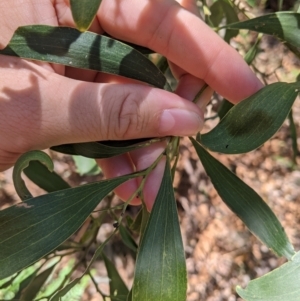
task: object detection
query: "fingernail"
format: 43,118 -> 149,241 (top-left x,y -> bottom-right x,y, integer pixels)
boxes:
159,108 -> 204,136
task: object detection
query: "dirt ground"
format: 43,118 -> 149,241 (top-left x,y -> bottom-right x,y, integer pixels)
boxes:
1,35 -> 300,300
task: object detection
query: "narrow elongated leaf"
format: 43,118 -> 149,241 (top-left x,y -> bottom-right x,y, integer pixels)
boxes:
51,138 -> 162,159
70,0 -> 102,32
119,225 -> 138,253
207,0 -> 239,41
220,0 -> 239,42
129,208 -> 143,233
225,12 -> 300,48
132,160 -> 187,301
140,205 -> 150,240
20,264 -> 56,301
0,174 -> 137,280
210,0 -> 224,27
237,251 -> 300,301
127,290 -> 133,301
244,35 -> 261,65
201,82 -> 300,154
103,253 -> 129,301
128,206 -> 150,236
13,151 -> 54,201
191,138 -> 295,259
24,161 -> 70,192
288,110 -> 299,164
0,25 -> 171,91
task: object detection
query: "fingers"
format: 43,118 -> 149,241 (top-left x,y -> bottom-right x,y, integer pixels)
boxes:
96,141 -> 167,210
175,75 -> 214,110
96,154 -> 141,206
99,0 -> 262,103
0,0 -> 57,47
176,0 -> 200,16
0,56 -> 203,159
55,0 -> 262,102
130,142 -> 167,211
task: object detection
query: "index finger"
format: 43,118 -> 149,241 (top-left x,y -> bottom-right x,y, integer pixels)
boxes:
99,0 -> 262,103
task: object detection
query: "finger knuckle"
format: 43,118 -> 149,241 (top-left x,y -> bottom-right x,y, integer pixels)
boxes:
104,87 -> 147,139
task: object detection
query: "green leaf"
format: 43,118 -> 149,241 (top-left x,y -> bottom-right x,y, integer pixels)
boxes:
201,82 -> 300,154
0,25 -> 171,91
191,138 -> 295,259
72,156 -> 101,176
220,0 -> 239,42
140,205 -> 150,241
217,99 -> 234,120
129,208 -> 143,233
244,34 -> 262,65
70,0 -> 102,32
119,225 -> 138,253
225,12 -> 300,48
210,0 -> 224,27
0,174 -> 137,280
103,253 -> 129,301
20,264 -> 56,301
127,289 -> 133,301
13,150 -> 54,200
156,56 -> 169,74
102,34 -> 154,55
127,205 -> 150,241
51,138 -> 162,159
24,160 -> 70,192
288,110 -> 299,164
132,159 -> 187,301
237,251 -> 300,301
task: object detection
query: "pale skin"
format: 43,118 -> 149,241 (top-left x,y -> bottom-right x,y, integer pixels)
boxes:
0,0 -> 262,210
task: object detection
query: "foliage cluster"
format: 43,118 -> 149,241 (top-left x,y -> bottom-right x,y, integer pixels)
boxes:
1,0 -> 300,300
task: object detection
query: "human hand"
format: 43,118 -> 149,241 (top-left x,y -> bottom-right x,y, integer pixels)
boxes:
0,0 -> 262,210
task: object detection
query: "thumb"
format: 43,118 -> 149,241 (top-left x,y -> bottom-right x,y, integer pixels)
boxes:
0,58 -> 204,155
69,82 -> 205,141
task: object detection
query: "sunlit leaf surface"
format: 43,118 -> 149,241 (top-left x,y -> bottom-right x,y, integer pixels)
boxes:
119,225 -> 138,253
0,25 -> 171,91
201,82 -> 300,154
